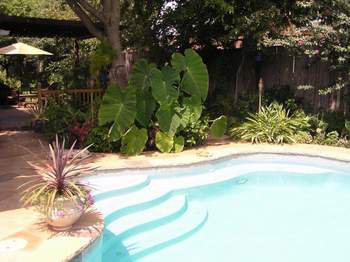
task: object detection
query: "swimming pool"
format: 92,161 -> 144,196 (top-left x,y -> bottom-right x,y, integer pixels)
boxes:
78,154 -> 350,262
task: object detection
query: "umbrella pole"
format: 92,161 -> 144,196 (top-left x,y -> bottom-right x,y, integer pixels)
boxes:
18,82 -> 21,108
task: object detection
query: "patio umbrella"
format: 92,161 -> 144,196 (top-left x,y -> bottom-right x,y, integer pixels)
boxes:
0,42 -> 53,55
0,42 -> 52,106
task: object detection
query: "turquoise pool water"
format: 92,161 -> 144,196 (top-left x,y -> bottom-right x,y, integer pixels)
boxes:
79,154 -> 350,262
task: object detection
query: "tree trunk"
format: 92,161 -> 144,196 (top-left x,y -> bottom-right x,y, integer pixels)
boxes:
66,0 -> 126,86
104,0 -> 126,87
234,50 -> 245,103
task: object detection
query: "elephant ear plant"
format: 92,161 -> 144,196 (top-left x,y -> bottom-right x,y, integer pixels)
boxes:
98,49 -> 227,155
20,136 -> 96,231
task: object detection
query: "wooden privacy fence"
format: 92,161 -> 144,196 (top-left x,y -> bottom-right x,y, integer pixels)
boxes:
203,47 -> 347,114
38,88 -> 104,117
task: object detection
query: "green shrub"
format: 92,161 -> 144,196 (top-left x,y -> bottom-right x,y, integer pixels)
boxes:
179,116 -> 209,147
84,126 -> 120,153
322,111 -> 346,134
42,99 -> 91,143
309,115 -> 327,136
42,100 -> 76,141
230,103 -> 310,144
323,131 -> 340,145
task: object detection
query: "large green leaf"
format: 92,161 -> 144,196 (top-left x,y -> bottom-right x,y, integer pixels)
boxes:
129,59 -> 156,92
171,49 -> 209,101
162,66 -> 180,89
128,59 -> 158,127
180,96 -> 203,128
210,116 -> 228,138
150,68 -> 178,105
345,120 -> 350,135
173,136 -> 184,153
155,131 -> 174,153
121,126 -> 148,156
109,123 -> 123,141
98,84 -> 136,134
171,52 -> 186,71
136,90 -> 156,127
156,104 -> 181,136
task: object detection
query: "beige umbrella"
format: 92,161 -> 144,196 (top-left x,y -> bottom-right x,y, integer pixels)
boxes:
0,42 -> 52,106
0,42 -> 53,55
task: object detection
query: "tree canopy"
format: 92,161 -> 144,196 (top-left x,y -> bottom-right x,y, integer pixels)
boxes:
1,0 -> 350,91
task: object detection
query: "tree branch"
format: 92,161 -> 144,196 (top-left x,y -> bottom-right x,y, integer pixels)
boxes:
66,0 -> 105,40
76,0 -> 105,23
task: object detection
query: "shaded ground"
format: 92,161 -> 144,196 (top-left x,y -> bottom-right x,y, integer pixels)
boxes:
0,106 -> 33,130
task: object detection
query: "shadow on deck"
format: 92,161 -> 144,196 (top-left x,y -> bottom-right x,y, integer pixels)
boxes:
0,106 -> 33,130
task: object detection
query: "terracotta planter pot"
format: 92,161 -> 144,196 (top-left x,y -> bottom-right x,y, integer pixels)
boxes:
31,119 -> 47,133
46,197 -> 84,231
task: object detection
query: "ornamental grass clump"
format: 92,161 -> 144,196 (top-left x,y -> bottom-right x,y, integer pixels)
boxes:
20,136 -> 96,212
230,103 -> 311,144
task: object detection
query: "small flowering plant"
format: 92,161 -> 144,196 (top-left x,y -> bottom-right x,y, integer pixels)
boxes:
20,135 -> 96,213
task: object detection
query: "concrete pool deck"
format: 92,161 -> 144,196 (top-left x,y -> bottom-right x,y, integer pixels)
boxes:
2,130 -> 350,261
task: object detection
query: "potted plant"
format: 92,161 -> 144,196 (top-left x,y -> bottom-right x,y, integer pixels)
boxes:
20,136 -> 96,231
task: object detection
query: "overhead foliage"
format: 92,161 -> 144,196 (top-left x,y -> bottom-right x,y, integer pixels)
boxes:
90,40 -> 117,77
261,0 -> 350,93
156,0 -> 297,51
0,0 -> 76,19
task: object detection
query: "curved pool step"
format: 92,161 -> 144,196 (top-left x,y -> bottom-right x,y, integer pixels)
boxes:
123,201 -> 208,260
95,183 -> 172,225
102,195 -> 188,254
94,169 -> 241,225
82,175 -> 150,201
108,195 -> 187,239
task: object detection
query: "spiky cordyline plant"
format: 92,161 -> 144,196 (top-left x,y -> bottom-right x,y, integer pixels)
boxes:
28,101 -> 47,120
20,136 -> 96,212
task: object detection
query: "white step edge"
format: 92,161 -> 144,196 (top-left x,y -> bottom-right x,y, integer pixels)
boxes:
95,184 -> 170,220
107,195 -> 187,238
101,195 -> 188,255
94,169 -> 241,220
123,201 -> 208,258
83,175 -> 149,196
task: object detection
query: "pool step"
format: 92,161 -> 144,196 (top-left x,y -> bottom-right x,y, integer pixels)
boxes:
83,175 -> 150,201
168,167 -> 240,190
94,168 -> 241,225
95,183 -> 171,225
122,201 -> 207,260
102,195 -> 188,254
107,195 -> 187,239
